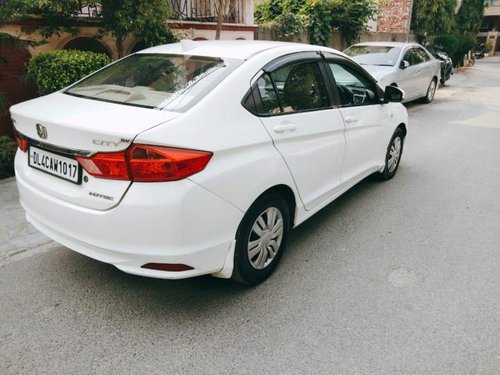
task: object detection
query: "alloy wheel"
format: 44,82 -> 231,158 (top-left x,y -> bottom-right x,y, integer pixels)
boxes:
427,80 -> 437,102
388,136 -> 402,173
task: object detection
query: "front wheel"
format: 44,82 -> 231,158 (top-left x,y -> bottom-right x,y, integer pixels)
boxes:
421,78 -> 437,103
232,193 -> 290,285
376,128 -> 404,181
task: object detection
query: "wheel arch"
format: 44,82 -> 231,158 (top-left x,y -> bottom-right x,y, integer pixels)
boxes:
397,122 -> 407,138
230,183 -> 296,284
249,184 -> 297,229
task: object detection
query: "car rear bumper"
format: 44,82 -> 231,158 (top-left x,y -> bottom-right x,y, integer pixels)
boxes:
16,162 -> 244,279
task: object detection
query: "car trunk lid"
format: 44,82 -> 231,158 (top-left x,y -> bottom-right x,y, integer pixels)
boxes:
11,92 -> 180,210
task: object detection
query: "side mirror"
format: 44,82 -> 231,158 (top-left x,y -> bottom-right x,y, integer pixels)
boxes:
384,85 -> 405,103
400,60 -> 410,69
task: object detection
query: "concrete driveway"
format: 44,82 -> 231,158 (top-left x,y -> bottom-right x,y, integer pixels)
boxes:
1,57 -> 500,374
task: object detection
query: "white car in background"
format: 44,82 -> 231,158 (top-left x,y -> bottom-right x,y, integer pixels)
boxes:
11,40 -> 408,285
344,42 -> 442,103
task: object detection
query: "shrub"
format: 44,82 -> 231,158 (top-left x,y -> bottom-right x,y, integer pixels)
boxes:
432,34 -> 460,57
0,135 -> 17,179
26,49 -> 111,95
432,33 -> 476,67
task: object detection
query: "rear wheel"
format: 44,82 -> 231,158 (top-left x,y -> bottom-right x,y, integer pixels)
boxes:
377,128 -> 404,180
232,193 -> 290,285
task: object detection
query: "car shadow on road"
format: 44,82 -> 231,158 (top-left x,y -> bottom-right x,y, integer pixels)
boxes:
27,175 -> 384,321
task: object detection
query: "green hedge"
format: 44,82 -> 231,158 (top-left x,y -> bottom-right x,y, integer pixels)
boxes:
0,136 -> 17,179
26,49 -> 111,95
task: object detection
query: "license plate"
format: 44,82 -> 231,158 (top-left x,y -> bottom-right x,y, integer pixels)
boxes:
28,146 -> 82,184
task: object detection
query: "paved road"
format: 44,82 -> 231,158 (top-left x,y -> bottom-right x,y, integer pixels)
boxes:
1,58 -> 500,374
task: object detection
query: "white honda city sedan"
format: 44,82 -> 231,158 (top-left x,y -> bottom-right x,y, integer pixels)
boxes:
344,42 -> 442,103
11,40 -> 408,285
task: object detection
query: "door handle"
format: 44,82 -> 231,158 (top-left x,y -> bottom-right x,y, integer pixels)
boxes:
344,116 -> 358,124
273,124 -> 297,133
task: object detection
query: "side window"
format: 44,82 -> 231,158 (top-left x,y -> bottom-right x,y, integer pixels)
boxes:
403,49 -> 412,65
328,62 -> 378,107
270,62 -> 329,113
243,60 -> 330,116
415,48 -> 430,62
404,48 -> 424,66
256,74 -> 281,115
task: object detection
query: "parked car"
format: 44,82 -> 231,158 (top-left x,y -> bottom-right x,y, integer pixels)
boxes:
429,47 -> 453,85
11,40 -> 408,285
344,42 -> 442,103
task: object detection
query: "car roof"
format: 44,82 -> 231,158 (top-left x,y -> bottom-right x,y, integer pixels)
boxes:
348,41 -> 420,48
137,40 -> 331,60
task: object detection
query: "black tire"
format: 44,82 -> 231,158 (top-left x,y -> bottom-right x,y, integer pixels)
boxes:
232,193 -> 290,285
421,78 -> 437,103
376,128 -> 404,181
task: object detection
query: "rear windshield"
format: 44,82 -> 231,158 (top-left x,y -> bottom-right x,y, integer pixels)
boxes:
65,54 -> 242,112
344,46 -> 401,67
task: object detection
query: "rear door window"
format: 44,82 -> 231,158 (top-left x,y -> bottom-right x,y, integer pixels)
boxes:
244,61 -> 330,116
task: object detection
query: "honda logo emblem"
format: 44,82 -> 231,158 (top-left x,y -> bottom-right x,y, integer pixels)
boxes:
36,123 -> 48,139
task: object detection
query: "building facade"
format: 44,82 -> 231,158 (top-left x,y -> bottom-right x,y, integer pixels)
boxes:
0,0 -> 256,136
479,0 -> 500,54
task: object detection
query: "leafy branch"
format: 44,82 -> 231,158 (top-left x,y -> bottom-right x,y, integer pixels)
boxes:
255,0 -> 379,46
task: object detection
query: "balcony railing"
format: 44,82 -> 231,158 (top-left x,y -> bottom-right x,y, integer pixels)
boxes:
0,1 -> 101,16
1,0 -> 245,24
77,2 -> 102,18
168,0 -> 244,23
485,0 -> 500,6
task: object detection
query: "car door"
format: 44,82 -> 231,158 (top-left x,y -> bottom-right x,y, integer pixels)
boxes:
322,54 -> 393,182
398,47 -> 423,100
414,47 -> 436,94
250,54 -> 347,210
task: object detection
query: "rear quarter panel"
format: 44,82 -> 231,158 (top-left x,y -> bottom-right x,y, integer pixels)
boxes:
134,50 -> 303,214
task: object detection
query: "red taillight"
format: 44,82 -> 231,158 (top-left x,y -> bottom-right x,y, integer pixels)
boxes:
127,145 -> 212,182
141,263 -> 194,272
76,144 -> 212,182
76,152 -> 130,180
14,132 -> 29,152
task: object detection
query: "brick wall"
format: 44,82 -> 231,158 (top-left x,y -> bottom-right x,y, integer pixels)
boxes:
376,0 -> 412,34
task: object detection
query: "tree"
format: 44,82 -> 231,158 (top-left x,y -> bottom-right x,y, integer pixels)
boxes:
0,0 -> 83,38
215,0 -> 246,40
1,0 -> 177,58
329,0 -> 378,45
255,0 -> 378,46
100,0 -> 177,57
455,0 -> 485,36
255,0 -> 304,41
411,0 -> 456,38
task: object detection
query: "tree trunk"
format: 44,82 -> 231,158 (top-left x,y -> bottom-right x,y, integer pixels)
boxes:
117,37 -> 124,59
215,0 -> 226,40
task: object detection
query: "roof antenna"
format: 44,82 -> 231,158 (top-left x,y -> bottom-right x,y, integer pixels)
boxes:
180,39 -> 199,52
